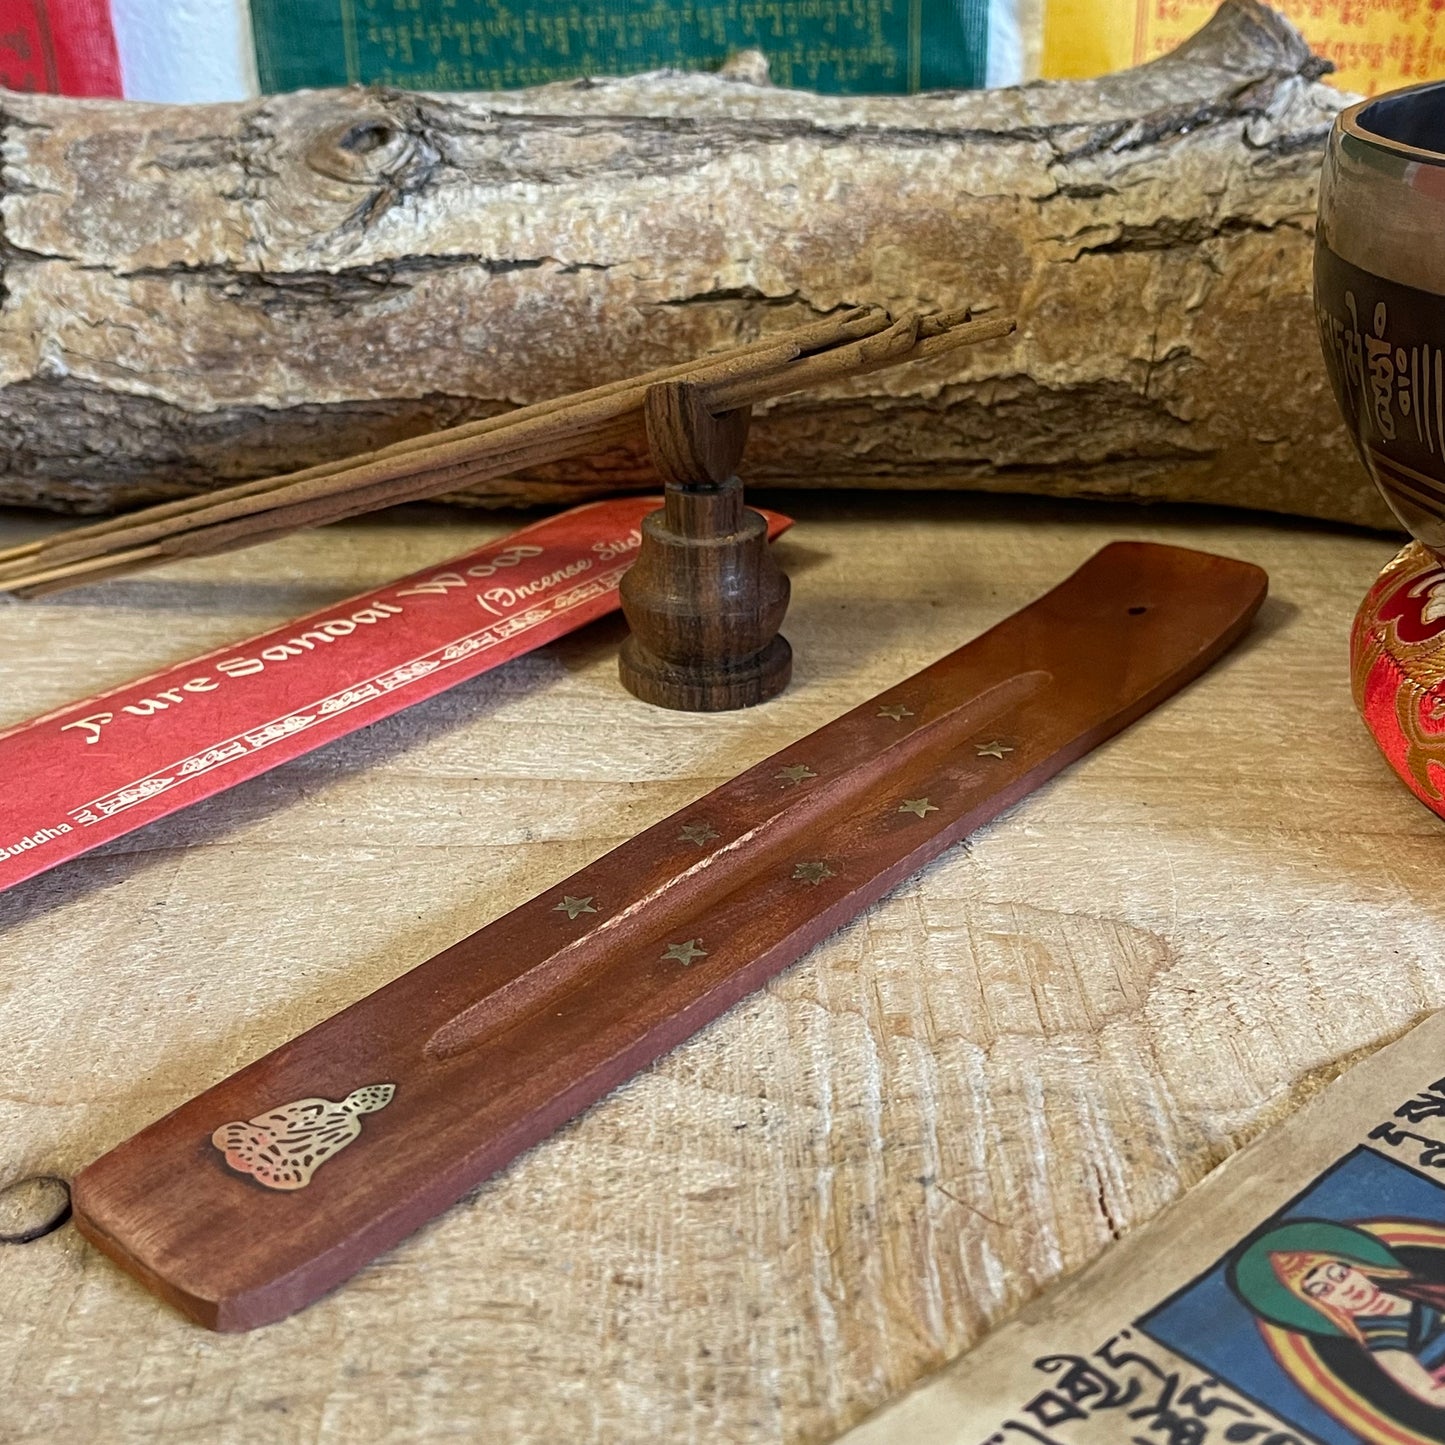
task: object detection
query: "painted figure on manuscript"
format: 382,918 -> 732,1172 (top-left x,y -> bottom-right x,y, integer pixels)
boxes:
1231,1218 -> 1445,1419
1143,1150 -> 1445,1445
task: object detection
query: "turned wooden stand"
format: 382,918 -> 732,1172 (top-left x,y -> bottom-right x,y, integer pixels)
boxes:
618,380 -> 792,712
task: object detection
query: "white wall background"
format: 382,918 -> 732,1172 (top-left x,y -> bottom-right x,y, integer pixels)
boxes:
110,0 -> 259,101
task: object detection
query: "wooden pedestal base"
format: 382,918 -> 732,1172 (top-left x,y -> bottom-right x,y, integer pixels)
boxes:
618,478 -> 791,711
619,631 -> 792,713
619,381 -> 791,711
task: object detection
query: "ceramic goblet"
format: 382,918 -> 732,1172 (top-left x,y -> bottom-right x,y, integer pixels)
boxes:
1316,80 -> 1445,557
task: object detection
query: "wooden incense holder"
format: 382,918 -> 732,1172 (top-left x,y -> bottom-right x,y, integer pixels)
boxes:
0,307 -> 1012,714
619,382 -> 790,710
71,542 -> 1267,1331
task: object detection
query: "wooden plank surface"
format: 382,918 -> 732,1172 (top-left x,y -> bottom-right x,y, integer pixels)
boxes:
0,493 -> 1428,1442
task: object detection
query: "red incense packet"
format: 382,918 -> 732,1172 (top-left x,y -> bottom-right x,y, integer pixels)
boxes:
0,498 -> 792,895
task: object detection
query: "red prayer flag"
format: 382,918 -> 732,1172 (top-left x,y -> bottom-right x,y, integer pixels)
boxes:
0,0 -> 122,96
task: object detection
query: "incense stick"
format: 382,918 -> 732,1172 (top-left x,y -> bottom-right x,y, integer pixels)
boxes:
0,307 -> 886,574
0,308 -> 882,582
0,308 -> 1012,596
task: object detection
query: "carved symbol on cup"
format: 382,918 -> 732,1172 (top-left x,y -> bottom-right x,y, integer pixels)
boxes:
877,704 -> 914,722
211,1085 -> 395,1191
975,740 -> 1014,760
662,939 -> 708,966
898,797 -> 939,818
678,823 -> 720,846
775,765 -> 817,787
553,895 -> 597,920
792,861 -> 835,886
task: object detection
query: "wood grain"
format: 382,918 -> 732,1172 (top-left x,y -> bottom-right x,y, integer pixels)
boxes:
0,3 -> 1382,528
0,494 -> 1427,1441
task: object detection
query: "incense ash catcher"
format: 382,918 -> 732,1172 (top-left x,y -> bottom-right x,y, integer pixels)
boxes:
70,542 -> 1266,1329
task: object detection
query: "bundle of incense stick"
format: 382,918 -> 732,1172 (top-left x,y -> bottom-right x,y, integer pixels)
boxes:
0,306 -> 1012,597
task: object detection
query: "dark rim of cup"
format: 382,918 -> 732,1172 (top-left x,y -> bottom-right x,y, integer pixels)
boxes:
1342,79 -> 1445,169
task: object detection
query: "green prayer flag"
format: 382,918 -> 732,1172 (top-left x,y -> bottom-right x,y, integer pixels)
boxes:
252,0 -> 991,96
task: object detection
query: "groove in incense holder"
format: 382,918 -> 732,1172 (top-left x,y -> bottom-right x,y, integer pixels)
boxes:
71,541 -> 1267,1332
425,670 -> 1048,1062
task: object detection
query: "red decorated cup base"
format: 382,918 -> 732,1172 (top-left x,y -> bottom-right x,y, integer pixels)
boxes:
1352,541 -> 1445,817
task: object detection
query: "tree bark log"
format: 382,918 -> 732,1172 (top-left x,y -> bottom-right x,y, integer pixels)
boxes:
0,1 -> 1387,527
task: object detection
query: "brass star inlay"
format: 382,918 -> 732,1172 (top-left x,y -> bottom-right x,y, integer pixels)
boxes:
877,704 -> 914,722
899,797 -> 939,818
975,740 -> 1014,760
775,764 -> 817,787
553,895 -> 598,921
792,861 -> 835,886
678,823 -> 720,846
662,939 -> 708,966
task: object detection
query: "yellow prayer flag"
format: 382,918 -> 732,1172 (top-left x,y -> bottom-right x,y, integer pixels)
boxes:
1043,0 -> 1444,96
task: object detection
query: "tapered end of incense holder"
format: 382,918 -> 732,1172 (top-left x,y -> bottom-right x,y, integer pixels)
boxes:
619,382 -> 790,711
